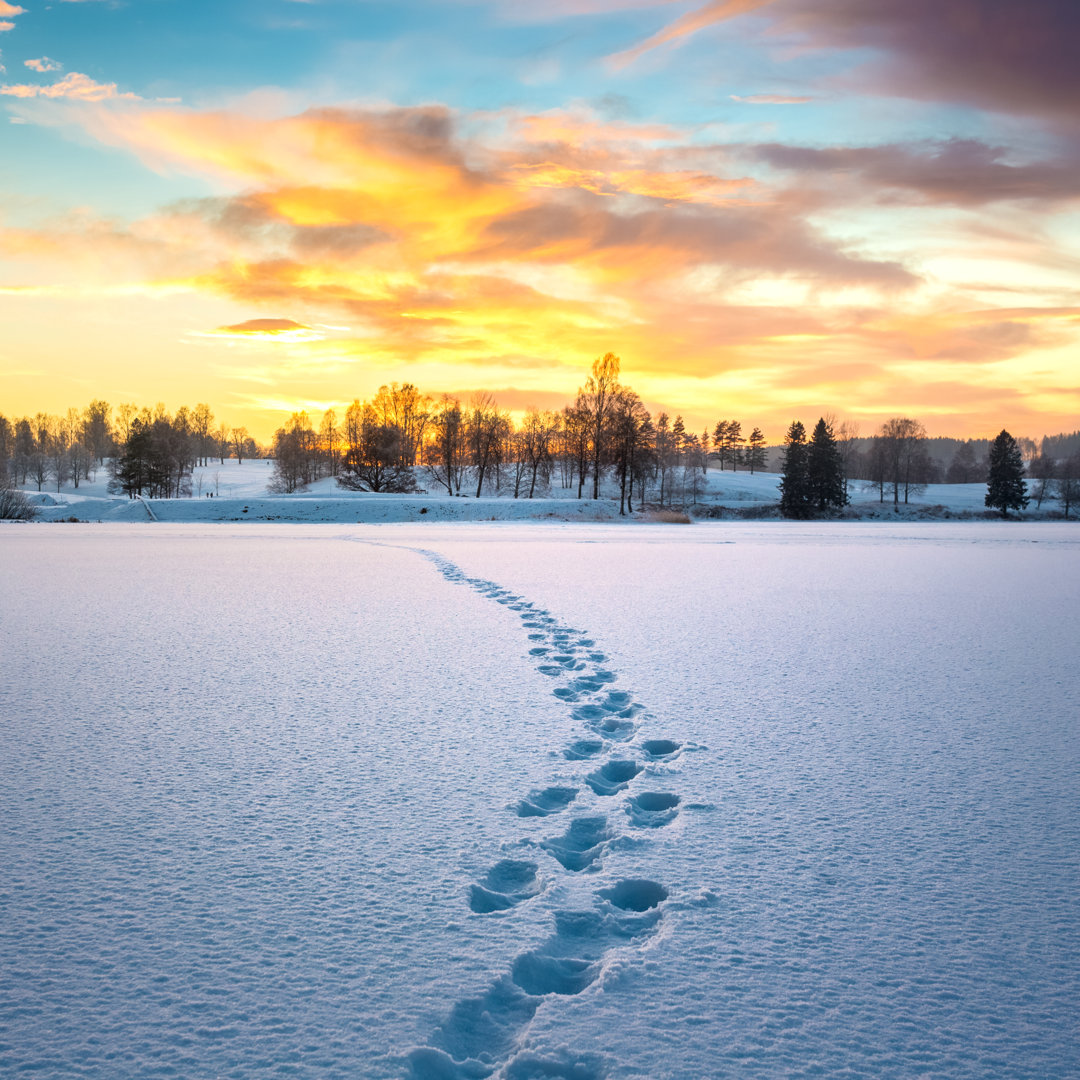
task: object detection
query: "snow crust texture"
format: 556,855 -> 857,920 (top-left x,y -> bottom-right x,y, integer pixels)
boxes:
2,522 -> 1078,1079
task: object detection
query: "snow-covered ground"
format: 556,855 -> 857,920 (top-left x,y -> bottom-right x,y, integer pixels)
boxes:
2,522 -> 1077,1079
14,458 -> 1070,522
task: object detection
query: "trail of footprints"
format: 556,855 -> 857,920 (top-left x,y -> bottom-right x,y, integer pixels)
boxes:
407,553 -> 687,1080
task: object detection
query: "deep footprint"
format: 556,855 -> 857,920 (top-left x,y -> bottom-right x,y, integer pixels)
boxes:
412,976 -> 538,1070
585,759 -> 643,796
510,952 -> 598,997
469,859 -> 542,914
627,792 -> 681,828
515,786 -> 578,818
563,738 -> 604,760
593,716 -> 637,741
642,739 -> 681,759
599,878 -> 669,912
541,816 -> 613,872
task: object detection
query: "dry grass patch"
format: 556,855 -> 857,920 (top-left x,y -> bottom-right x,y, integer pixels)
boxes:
641,509 -> 692,524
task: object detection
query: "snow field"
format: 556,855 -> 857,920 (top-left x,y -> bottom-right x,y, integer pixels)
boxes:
1,522 -> 1078,1079
18,455 -> 1064,522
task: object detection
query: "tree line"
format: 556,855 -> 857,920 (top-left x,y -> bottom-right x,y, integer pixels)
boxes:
777,417 -> 1079,518
3,366 -> 1078,518
266,355 -> 771,515
0,402 -> 256,499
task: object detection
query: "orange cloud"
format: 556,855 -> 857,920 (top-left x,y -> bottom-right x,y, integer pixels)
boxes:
1,72 -> 140,101
3,96 -> 1077,439
608,0 -> 774,69
219,318 -> 312,334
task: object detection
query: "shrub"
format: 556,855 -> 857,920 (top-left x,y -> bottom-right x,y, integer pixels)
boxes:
0,483 -> 37,521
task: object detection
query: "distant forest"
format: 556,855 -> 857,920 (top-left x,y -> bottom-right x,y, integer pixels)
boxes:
3,356 -> 1079,517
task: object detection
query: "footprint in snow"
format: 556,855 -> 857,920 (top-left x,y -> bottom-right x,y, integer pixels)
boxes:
563,738 -> 604,760
410,879 -> 669,1075
626,792 -> 681,829
642,738 -> 681,760
540,815 -> 613,872
514,786 -> 577,818
585,759 -> 643,796
468,859 -> 542,914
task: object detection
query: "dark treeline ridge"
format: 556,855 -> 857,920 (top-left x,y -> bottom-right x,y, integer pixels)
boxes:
826,418 -> 1079,513
2,359 -> 1078,519
0,401 -> 255,499
775,418 -> 1078,518
269,355 -> 768,514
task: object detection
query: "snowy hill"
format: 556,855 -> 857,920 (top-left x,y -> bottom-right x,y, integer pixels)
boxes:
11,458 -> 1070,523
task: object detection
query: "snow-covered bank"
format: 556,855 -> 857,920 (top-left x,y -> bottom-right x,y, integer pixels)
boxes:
2,523 -> 1077,1079
13,457 -> 1076,523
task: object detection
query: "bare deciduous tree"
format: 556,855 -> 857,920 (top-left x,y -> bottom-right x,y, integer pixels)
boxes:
579,352 -> 620,500
427,396 -> 466,496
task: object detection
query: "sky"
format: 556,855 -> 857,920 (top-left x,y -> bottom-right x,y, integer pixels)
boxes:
1,0 -> 1078,442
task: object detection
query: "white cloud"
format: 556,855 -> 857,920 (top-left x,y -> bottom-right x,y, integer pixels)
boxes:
0,71 -> 140,101
25,57 -> 63,73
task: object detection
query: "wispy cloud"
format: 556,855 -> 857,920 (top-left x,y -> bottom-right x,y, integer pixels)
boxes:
608,0 -> 773,69
750,138 -> 1080,207
609,0 -> 1080,124
25,57 -> 63,73
191,318 -> 331,344
1,72 -> 141,101
730,94 -> 810,104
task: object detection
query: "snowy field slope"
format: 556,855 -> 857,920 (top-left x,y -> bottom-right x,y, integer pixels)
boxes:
16,457 -> 1066,522
1,523 -> 1078,1079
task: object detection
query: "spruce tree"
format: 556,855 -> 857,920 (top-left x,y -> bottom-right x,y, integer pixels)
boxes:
779,420 -> 810,518
725,420 -> 744,471
985,429 -> 1029,517
712,419 -> 729,469
746,427 -> 767,473
807,417 -> 846,513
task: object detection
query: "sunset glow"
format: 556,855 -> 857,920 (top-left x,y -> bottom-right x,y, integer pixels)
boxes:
2,0 -> 1078,439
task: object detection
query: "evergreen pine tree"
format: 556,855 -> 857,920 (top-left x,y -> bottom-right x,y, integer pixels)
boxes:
807,417 -> 846,513
725,420 -> 744,471
746,427 -> 767,473
985,429 -> 1029,517
109,418 -> 152,497
712,419 -> 729,469
779,420 -> 810,518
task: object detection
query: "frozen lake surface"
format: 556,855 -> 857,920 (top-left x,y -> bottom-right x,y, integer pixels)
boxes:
2,522 -> 1078,1078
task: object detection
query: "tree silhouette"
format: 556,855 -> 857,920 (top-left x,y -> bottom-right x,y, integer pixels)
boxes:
985,429 -> 1029,517
779,420 -> 810,519
807,417 -> 846,513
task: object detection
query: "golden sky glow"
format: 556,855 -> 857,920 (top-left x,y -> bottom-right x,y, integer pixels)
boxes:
1,0 -> 1078,440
